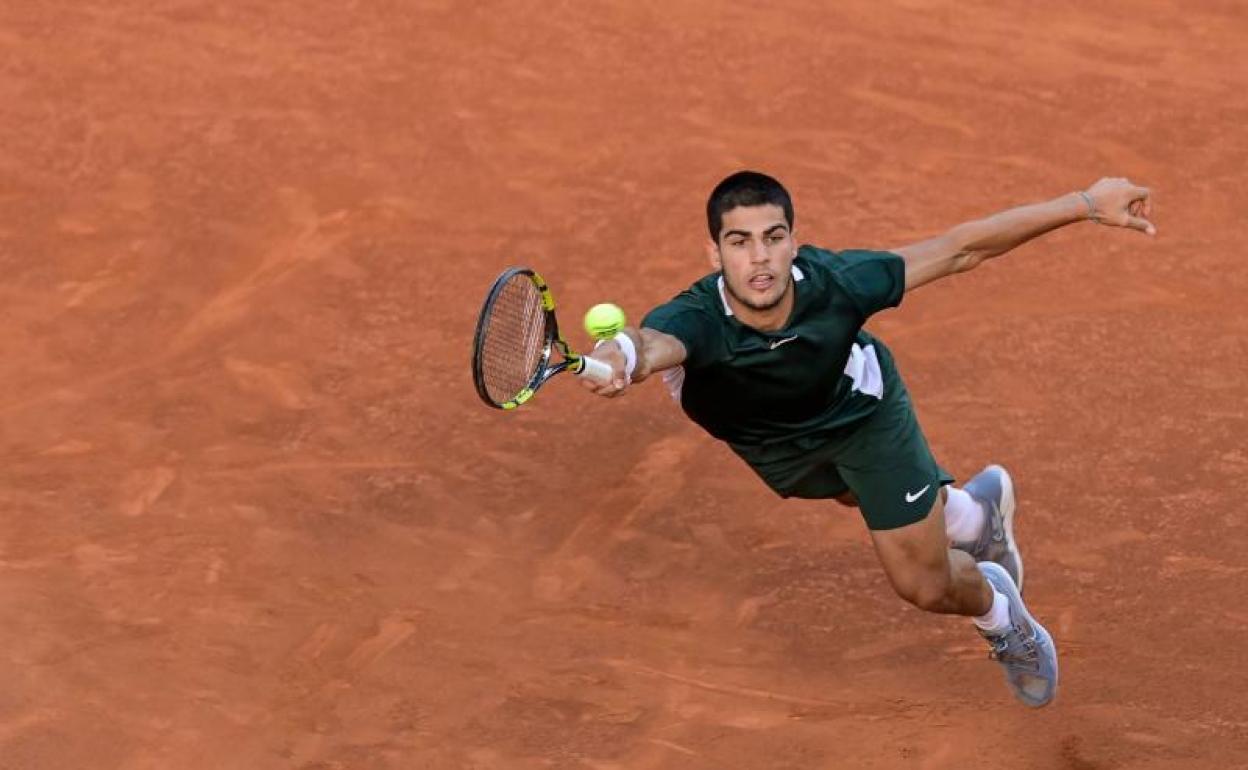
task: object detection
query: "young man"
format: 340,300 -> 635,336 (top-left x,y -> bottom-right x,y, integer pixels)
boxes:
583,171 -> 1154,708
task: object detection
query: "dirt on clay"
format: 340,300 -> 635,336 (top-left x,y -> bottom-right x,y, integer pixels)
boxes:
1,1 -> 1247,768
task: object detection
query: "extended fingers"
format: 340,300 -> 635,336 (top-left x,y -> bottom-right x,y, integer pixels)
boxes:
590,380 -> 629,397
579,377 -> 628,397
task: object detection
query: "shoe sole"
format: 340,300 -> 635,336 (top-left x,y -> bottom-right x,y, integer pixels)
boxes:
986,464 -> 1023,593
980,561 -> 1057,707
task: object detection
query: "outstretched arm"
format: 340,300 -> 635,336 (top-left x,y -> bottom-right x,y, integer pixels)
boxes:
897,177 -> 1155,292
579,327 -> 687,398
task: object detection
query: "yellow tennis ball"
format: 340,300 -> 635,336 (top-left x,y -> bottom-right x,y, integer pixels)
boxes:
583,303 -> 627,340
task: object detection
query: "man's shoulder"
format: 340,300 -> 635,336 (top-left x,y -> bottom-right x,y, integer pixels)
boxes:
643,271 -> 720,331
642,272 -> 726,368
796,244 -> 905,287
797,244 -> 907,316
649,271 -> 720,313
685,270 -> 721,296
794,244 -> 846,289
797,244 -> 903,269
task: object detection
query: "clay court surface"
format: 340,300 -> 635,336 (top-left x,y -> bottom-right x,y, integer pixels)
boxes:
3,1 -> 1247,767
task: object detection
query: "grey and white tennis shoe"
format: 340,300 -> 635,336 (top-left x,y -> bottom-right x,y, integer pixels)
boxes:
977,561 -> 1058,707
954,464 -> 1023,592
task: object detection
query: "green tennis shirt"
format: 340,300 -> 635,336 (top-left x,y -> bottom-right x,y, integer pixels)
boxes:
641,245 -> 906,447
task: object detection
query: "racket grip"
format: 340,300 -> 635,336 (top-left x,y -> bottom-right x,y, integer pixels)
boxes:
578,355 -> 615,385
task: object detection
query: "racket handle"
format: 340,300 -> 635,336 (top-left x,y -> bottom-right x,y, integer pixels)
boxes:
578,355 -> 614,385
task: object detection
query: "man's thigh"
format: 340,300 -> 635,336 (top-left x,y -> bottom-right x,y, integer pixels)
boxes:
835,381 -> 953,530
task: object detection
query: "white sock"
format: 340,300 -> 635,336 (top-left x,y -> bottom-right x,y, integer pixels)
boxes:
944,486 -> 986,544
972,589 -> 1011,634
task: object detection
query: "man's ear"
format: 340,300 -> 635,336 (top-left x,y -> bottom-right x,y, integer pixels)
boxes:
705,239 -> 721,270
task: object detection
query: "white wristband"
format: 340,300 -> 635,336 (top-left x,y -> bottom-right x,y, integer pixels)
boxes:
595,333 -> 637,382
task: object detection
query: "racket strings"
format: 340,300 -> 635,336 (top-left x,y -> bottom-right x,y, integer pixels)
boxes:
479,275 -> 548,402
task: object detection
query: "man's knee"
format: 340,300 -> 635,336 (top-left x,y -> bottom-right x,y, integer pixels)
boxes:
891,570 -> 952,612
869,497 -> 956,613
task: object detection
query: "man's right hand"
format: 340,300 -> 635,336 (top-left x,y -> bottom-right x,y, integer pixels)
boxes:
579,341 -> 630,398
578,327 -> 687,398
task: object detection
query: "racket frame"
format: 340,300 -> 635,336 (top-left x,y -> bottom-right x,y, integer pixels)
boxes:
472,267 -> 599,410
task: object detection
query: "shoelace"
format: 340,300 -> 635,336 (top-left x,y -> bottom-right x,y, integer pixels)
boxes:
988,503 -> 1005,541
985,625 -> 1040,671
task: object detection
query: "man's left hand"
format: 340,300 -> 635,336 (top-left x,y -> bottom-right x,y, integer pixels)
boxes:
1084,177 -> 1155,235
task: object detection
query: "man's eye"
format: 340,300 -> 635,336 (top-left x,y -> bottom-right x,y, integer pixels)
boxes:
730,241 -> 746,248
768,235 -> 784,243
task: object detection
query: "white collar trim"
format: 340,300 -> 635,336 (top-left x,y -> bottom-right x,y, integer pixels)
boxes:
717,264 -> 804,317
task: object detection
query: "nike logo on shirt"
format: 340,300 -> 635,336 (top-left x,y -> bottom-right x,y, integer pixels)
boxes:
769,335 -> 799,350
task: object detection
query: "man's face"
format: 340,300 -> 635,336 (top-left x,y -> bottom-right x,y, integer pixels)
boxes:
710,204 -> 797,313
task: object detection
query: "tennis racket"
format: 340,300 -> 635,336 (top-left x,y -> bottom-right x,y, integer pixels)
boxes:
472,267 -> 614,409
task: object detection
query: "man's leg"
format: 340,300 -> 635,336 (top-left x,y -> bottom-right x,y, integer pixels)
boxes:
835,483 -> 1019,591
836,479 -> 1022,592
866,488 -> 1058,707
868,488 -> 991,616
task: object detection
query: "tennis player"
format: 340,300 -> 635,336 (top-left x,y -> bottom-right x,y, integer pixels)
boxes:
583,171 -> 1154,707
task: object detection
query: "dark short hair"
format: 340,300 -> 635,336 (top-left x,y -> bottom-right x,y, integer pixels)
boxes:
706,170 -> 794,240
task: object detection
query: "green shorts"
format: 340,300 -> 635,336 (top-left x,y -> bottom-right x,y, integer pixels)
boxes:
730,377 -> 953,531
